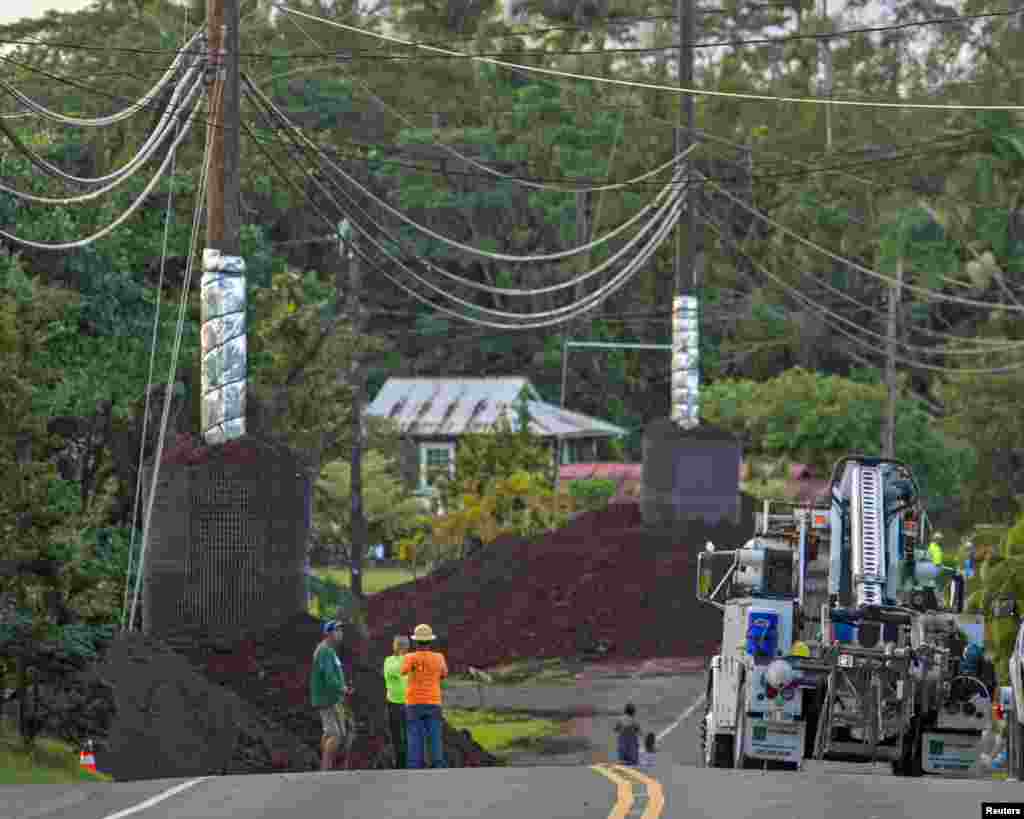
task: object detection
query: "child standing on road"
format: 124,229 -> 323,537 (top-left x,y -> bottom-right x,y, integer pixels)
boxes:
614,703 -> 640,765
638,732 -> 657,769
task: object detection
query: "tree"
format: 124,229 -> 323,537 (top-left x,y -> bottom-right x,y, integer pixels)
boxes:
701,367 -> 975,516
314,450 -> 422,567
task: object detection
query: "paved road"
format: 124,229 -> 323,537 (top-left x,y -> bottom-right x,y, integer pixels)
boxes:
7,667 -> 1024,819
2,768 -> 619,819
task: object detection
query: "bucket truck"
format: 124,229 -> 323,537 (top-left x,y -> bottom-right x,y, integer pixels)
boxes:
697,455 -> 991,777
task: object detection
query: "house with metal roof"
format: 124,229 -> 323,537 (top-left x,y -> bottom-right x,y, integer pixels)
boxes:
367,377 -> 628,499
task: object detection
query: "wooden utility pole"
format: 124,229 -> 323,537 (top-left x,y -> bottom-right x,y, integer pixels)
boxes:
820,0 -> 833,154
670,0 -> 700,428
883,257 -> 903,458
339,221 -> 369,601
677,0 -> 696,298
206,0 -> 241,256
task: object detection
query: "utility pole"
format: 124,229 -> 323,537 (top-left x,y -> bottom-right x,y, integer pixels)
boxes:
820,0 -> 834,153
883,257 -> 903,458
672,0 -> 699,429
340,219 -> 369,601
201,0 -> 247,444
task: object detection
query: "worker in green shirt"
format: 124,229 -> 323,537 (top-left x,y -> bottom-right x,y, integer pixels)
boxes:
310,621 -> 353,771
383,635 -> 410,769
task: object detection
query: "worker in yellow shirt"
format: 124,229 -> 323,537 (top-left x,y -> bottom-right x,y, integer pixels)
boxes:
383,635 -> 409,769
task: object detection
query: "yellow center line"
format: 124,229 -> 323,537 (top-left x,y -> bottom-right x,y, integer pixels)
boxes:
608,765 -> 666,819
589,764 -> 635,819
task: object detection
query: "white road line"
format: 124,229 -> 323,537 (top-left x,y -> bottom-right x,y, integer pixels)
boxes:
101,778 -> 209,819
657,693 -> 706,743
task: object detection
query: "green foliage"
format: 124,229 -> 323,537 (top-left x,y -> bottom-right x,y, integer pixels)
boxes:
702,368 -> 973,512
314,450 -> 423,562
567,478 -> 618,512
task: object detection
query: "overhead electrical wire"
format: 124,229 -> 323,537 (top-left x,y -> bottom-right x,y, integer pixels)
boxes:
693,169 -> 1024,315
0,85 -> 206,251
276,5 -> 1024,112
0,30 -> 203,127
243,102 -> 681,330
5,46 -> 1001,205
21,6 -> 1017,60
127,78 -> 218,634
245,73 -> 689,276
793,265 -> 1024,352
0,68 -> 204,202
700,206 -> 1024,375
254,84 -> 687,320
280,11 -> 701,197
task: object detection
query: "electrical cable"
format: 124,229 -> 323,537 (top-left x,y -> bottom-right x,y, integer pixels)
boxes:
0,59 -> 204,189
0,86 -> 205,251
793,265 -> 1024,352
123,6 -> 195,632
127,80 -> 218,634
275,6 -> 1024,112
248,78 -> 687,309
245,72 -> 690,268
0,70 -> 204,203
281,11 -> 702,197
700,206 -> 1024,375
0,30 -> 203,128
259,115 -> 682,329
694,168 -> 1024,315
30,7 -> 1014,60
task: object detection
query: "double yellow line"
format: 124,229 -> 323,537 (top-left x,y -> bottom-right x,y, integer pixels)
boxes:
590,764 -> 665,819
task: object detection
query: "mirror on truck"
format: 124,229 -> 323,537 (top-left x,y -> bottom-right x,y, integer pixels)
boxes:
698,552 -> 713,598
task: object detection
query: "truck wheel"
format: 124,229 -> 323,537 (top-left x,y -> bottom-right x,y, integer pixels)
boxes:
710,734 -> 735,768
701,687 -> 735,768
892,717 -> 923,777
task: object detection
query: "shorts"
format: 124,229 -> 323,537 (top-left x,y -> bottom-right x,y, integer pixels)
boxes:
319,704 -> 350,739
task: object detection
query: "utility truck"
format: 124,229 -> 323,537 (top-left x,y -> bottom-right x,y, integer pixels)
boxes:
697,455 -> 992,776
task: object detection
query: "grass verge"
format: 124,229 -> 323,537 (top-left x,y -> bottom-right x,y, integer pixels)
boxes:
313,567 -> 416,595
0,723 -> 113,785
444,708 -> 566,757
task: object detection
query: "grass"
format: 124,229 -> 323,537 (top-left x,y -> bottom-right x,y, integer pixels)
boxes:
313,566 -> 417,596
0,722 -> 113,785
444,708 -> 566,756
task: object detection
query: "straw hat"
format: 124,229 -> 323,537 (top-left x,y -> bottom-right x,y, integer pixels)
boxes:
412,624 -> 437,642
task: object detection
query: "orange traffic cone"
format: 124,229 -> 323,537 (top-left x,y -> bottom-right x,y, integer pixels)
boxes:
79,740 -> 97,775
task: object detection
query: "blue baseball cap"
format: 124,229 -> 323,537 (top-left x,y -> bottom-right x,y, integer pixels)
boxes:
322,620 -> 341,635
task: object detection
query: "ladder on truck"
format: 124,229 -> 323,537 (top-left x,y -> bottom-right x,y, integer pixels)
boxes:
755,500 -> 831,644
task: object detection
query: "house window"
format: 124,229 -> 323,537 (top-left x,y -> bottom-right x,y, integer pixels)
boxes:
420,443 -> 455,491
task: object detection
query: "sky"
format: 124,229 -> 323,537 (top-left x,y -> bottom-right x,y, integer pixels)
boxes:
0,1 -> 96,27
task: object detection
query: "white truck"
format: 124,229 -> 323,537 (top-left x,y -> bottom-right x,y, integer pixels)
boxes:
698,455 -> 992,776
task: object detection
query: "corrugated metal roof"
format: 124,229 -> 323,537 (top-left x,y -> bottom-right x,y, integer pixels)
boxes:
367,377 -> 626,439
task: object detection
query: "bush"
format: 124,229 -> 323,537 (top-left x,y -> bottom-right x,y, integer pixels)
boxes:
567,479 -> 618,512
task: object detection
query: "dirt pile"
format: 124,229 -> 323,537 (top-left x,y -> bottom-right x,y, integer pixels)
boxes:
162,612 -> 500,772
367,498 -> 757,671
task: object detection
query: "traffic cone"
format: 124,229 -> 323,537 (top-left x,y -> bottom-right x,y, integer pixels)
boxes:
79,740 -> 97,775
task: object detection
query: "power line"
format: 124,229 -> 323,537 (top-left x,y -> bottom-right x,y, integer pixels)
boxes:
700,206 -> 1024,375
278,6 -> 1024,111
694,168 -> 1024,314
9,7 -> 1019,59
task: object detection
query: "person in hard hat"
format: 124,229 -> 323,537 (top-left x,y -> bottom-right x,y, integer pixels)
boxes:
928,532 -> 945,568
791,641 -> 811,658
401,624 -> 449,768
310,621 -> 354,771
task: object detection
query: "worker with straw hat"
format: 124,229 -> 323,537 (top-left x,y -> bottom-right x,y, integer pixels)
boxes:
401,623 -> 449,768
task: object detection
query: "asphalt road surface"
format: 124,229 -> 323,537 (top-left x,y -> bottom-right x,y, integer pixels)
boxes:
5,668 -> 1024,819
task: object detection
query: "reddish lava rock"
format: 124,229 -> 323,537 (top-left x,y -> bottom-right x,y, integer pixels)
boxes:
367,498 -> 756,671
